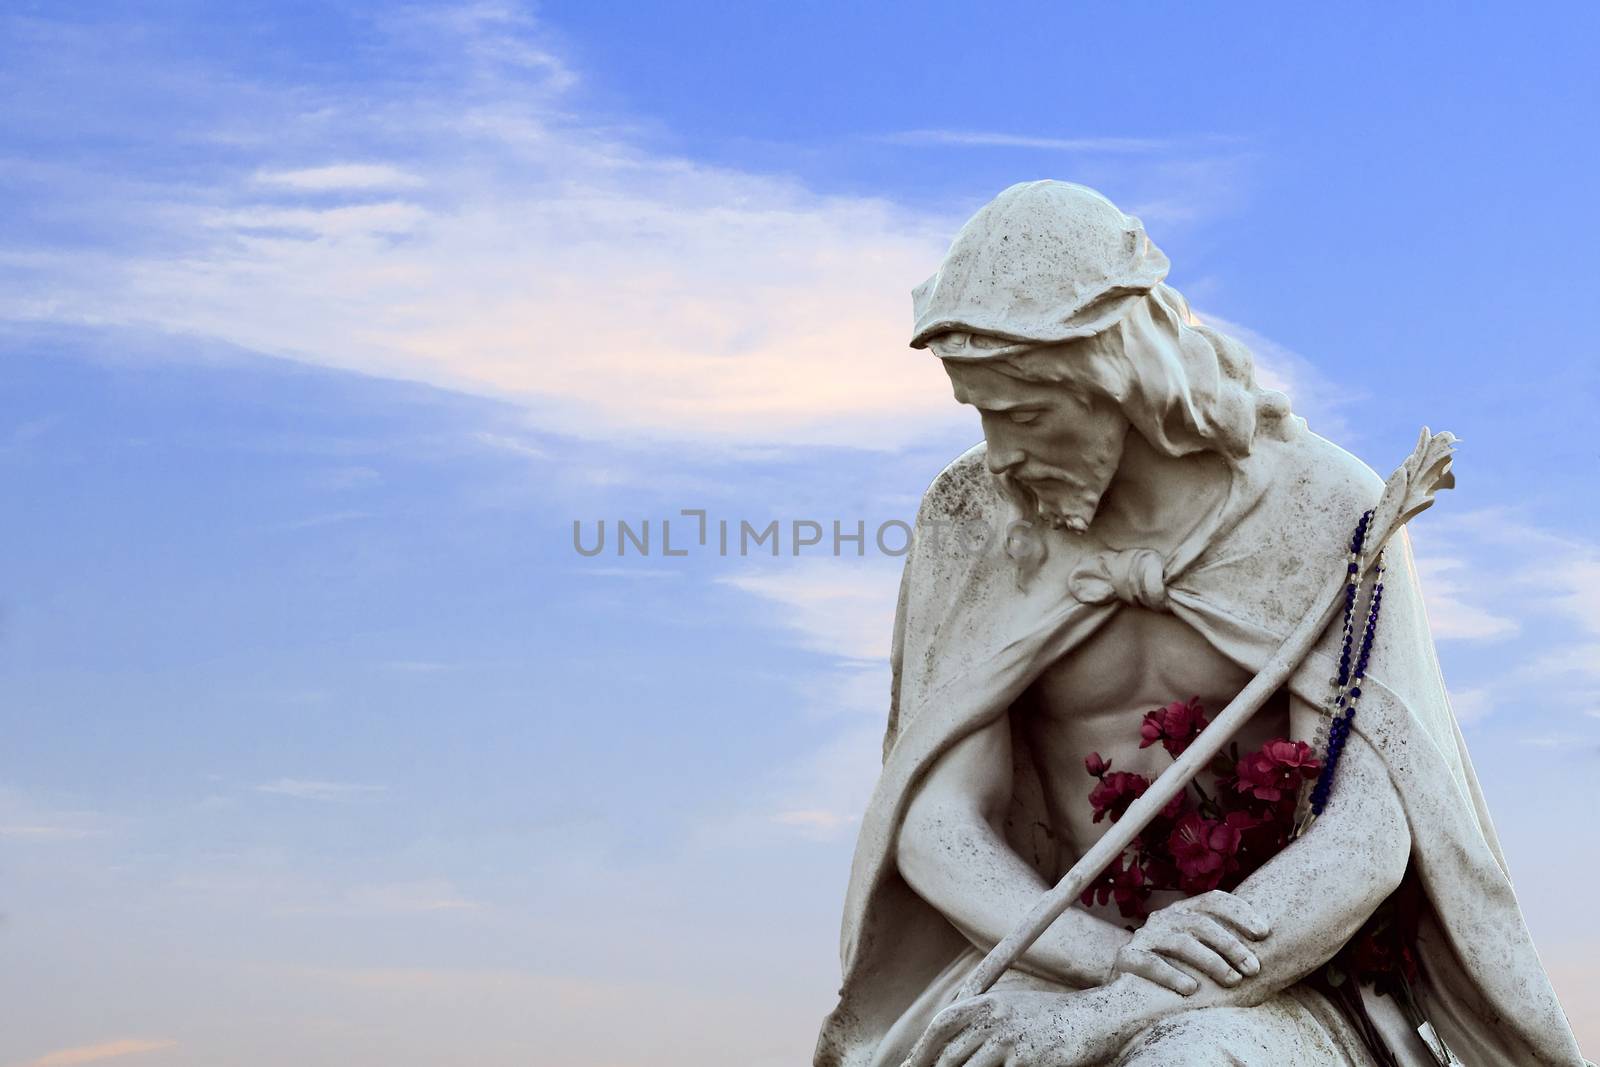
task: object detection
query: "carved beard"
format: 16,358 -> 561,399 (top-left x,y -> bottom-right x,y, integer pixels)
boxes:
996,461 -> 1115,535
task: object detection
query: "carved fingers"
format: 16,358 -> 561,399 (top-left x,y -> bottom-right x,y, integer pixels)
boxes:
1113,943 -> 1201,996
1188,890 -> 1272,940
904,997 -> 1002,1067
903,993 -> 1081,1067
1114,891 -> 1268,995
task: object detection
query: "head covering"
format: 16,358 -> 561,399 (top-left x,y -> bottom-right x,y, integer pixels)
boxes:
910,180 -> 1169,350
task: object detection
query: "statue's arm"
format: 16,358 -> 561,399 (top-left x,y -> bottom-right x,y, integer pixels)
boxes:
907,715 -> 1412,1067
1132,705 -> 1409,1000
897,715 -> 1132,989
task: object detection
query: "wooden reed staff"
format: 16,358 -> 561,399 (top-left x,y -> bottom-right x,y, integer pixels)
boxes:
956,429 -> 1458,1001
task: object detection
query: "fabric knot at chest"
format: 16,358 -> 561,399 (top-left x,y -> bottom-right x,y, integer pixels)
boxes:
1067,547 -> 1170,611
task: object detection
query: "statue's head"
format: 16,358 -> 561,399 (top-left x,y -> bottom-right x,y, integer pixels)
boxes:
913,180 -> 1286,532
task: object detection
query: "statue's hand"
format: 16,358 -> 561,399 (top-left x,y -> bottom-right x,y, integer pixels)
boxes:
902,990 -> 1098,1067
1112,890 -> 1269,995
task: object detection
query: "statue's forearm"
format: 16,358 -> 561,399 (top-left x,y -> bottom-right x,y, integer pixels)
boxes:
1062,736 -> 1412,1058
1225,768 -> 1409,1003
899,803 -> 1131,988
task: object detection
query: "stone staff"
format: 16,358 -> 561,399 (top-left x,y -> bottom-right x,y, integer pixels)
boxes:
955,427 -> 1459,1002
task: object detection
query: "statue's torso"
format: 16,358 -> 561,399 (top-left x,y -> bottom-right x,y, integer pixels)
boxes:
1019,604 -> 1291,911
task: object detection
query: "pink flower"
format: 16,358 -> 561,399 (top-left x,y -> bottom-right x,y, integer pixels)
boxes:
1225,808 -> 1290,881
1234,738 -> 1321,805
1084,752 -> 1111,778
1345,928 -> 1420,991
1139,697 -> 1210,758
1088,771 -> 1150,824
1079,855 -> 1151,919
1160,791 -> 1189,822
1167,812 -> 1243,894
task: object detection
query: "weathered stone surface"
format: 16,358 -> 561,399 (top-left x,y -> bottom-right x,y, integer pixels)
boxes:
816,182 -> 1586,1067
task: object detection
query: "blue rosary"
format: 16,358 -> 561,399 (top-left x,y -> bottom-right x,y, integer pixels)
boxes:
1305,509 -> 1386,820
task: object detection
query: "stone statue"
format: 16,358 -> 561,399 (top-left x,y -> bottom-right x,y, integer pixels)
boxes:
815,181 -> 1586,1067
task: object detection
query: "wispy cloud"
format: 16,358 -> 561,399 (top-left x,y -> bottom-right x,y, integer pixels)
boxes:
719,562 -> 901,838
23,1038 -> 177,1067
252,163 -> 425,191
1,7 -> 1254,451
340,879 -> 484,915
572,566 -> 684,579
0,788 -> 106,842
717,561 -> 901,663
1413,557 -> 1521,640
880,129 -> 1174,152
761,718 -> 885,842
1196,311 -> 1359,444
1410,510 -> 1600,733
0,824 -> 99,840
253,779 -> 388,802
3,414 -> 61,453
377,659 -> 461,673
305,465 -> 383,491
1518,733 -> 1585,748
277,510 -> 371,531
1447,686 -> 1494,726
471,431 -> 548,460
288,963 -> 814,1066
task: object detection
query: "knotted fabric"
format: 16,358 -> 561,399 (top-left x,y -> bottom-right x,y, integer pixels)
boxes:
1067,547 -> 1169,610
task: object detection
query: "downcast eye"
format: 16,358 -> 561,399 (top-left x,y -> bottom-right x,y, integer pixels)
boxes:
1007,410 -> 1042,425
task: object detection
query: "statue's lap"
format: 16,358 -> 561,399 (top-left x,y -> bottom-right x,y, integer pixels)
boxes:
873,946 -> 1373,1067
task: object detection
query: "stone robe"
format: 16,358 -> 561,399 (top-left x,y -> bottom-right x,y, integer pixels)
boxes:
813,419 -> 1585,1067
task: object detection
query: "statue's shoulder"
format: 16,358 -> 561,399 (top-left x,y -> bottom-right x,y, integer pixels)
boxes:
1263,424 -> 1385,516
916,442 -> 1000,524
1227,426 -> 1390,589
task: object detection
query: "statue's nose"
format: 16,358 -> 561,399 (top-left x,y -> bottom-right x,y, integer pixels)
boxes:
987,447 -> 1025,475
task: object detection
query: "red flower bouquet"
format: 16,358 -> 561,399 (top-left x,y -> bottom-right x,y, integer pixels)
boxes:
1079,697 -> 1320,918
1082,697 -> 1429,1039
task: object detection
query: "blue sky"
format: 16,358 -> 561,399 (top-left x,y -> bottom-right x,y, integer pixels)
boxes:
2,3 -> 1597,1065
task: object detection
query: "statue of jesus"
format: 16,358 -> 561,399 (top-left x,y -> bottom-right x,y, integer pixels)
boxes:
814,182 -> 1585,1067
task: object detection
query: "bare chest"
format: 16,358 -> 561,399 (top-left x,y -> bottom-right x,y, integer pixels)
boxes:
1016,607 -> 1290,859
1026,607 -> 1255,722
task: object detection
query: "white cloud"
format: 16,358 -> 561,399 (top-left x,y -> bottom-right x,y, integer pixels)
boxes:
717,561 -> 901,663
1527,642 -> 1600,678
289,963 -> 816,1067
1518,733 -> 1584,748
1195,311 -> 1358,444
764,721 -> 884,842
1528,557 -> 1600,640
772,809 -> 859,833
881,130 -> 1172,152
378,659 -> 462,673
1447,687 -> 1494,726
206,200 -> 429,238
0,824 -> 98,840
719,563 -> 901,839
2,6 -> 1256,451
1410,511 -> 1600,730
1413,556 -> 1521,641
277,510 -> 371,531
471,431 -> 548,460
253,779 -> 388,802
23,1038 -> 177,1067
0,788 -> 106,842
341,879 -> 484,914
307,465 -> 383,491
252,163 -> 425,191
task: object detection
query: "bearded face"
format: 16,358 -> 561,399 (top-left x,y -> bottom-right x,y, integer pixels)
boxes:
941,353 -> 1130,534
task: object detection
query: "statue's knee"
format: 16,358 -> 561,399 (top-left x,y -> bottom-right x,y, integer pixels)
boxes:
1113,1009 -> 1256,1067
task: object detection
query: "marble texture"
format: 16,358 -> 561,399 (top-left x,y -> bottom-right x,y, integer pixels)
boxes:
815,182 -> 1586,1067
